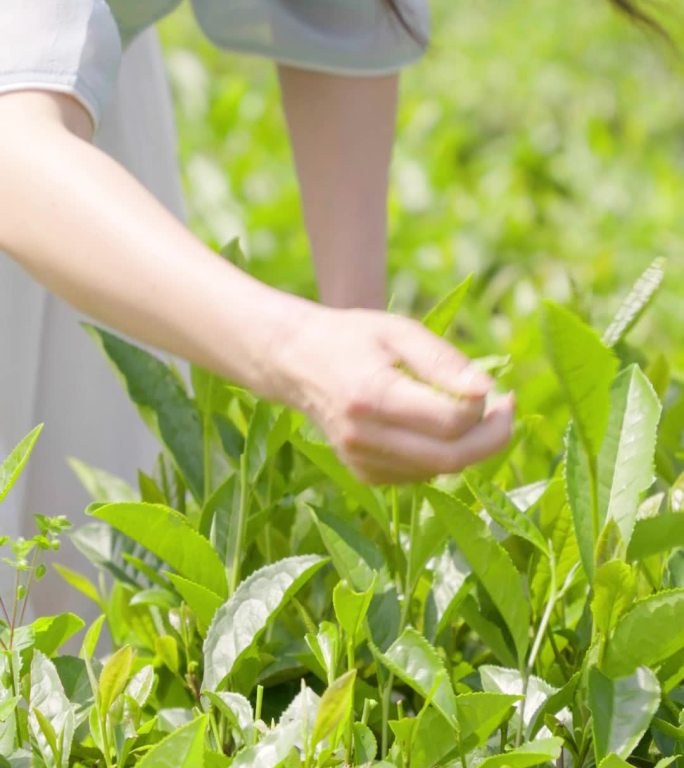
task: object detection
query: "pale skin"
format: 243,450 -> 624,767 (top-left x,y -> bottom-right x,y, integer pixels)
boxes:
0,68 -> 514,484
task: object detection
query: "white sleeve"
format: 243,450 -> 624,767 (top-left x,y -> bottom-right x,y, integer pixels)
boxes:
0,0 -> 122,129
190,0 -> 431,76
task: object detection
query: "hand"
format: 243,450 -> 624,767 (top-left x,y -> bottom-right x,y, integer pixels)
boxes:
273,307 -> 515,484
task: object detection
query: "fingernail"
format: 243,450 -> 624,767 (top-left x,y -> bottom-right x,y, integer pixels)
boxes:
456,367 -> 492,393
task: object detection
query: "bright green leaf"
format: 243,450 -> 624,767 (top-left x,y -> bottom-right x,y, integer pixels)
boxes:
543,301 -> 618,458
602,258 -> 666,348
379,627 -> 458,726
138,715 -> 208,768
203,555 -> 326,691
98,645 -> 134,713
627,513 -> 684,561
456,692 -> 520,750
310,670 -> 356,749
89,502 -> 227,597
333,578 -> 375,643
0,425 -> 42,505
422,274 -> 473,336
598,365 -> 661,546
591,561 -> 636,636
166,573 -> 222,635
603,589 -> 684,677
588,665 -> 660,763
477,737 -> 563,768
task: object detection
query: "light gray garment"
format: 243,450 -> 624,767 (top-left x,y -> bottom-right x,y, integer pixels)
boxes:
0,0 -> 430,127
0,30 -> 184,625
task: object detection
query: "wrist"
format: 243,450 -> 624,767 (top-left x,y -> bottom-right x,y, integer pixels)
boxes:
210,274 -> 326,409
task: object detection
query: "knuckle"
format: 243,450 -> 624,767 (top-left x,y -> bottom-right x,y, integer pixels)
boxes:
440,406 -> 466,438
343,392 -> 372,418
439,448 -> 466,475
338,421 -> 365,451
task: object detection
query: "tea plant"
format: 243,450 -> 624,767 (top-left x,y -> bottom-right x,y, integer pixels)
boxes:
1,258 -> 683,767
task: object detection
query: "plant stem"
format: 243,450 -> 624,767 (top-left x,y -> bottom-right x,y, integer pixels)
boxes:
0,593 -> 11,626
202,379 -> 214,502
399,487 -> 420,631
18,548 -> 40,627
9,569 -> 19,649
100,711 -> 114,768
517,543 -> 557,747
229,454 -> 249,594
381,673 -> 394,759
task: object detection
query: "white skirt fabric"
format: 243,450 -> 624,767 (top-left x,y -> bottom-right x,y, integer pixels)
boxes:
0,30 -> 185,624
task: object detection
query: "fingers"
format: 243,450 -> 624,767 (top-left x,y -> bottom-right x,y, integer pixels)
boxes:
384,317 -> 493,400
347,367 -> 486,440
339,393 -> 515,484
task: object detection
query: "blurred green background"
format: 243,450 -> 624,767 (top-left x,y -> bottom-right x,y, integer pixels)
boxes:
158,0 -> 684,389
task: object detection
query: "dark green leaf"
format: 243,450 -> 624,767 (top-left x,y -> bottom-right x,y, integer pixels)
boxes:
85,326 -> 205,500
426,488 -> 530,664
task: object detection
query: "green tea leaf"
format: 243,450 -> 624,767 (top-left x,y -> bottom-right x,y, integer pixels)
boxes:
333,578 -> 375,643
565,423 -> 595,580
543,301 -> 618,458
480,666 -> 557,736
465,471 -> 547,553
292,436 -> 388,536
310,670 -> 356,749
306,621 -> 340,683
0,424 -> 42,505
403,709 -> 456,768
425,541 -> 471,640
588,666 -> 660,762
156,635 -> 180,674
30,613 -> 85,657
166,573 -> 222,635
202,691 -> 253,746
602,258 -> 666,348
476,737 -> 563,768
456,692 -> 520,750
407,498 -> 448,591
85,326 -> 205,500
379,627 -> 458,726
458,594 -> 517,668
310,506 -> 389,592
422,274 -> 473,336
53,564 -> 100,606
353,722 -> 377,763
603,589 -> 684,677
626,512 -> 684,561
29,651 -> 74,768
138,715 -> 208,768
598,365 -> 661,546
81,614 -> 106,659
68,458 -> 138,502
591,561 -> 636,636
426,488 -> 530,664
203,555 -> 327,691
98,645 -> 134,712
89,502 -> 227,597
70,521 -> 160,589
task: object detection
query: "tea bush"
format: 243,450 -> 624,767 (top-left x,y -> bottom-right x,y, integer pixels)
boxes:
2,0 -> 684,763
1,258 -> 683,767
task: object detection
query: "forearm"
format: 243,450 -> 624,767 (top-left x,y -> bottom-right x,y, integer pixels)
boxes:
278,67 -> 398,310
0,93 -> 313,400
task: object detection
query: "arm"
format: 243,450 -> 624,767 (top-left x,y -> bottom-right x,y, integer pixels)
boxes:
278,67 -> 397,310
0,91 -> 513,484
